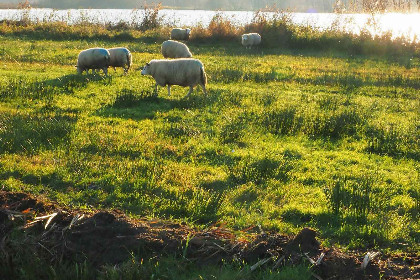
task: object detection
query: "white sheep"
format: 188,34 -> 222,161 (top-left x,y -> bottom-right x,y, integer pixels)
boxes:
107,47 -> 132,74
141,58 -> 207,97
76,48 -> 110,75
170,28 -> 191,40
161,40 -> 192,59
241,33 -> 262,48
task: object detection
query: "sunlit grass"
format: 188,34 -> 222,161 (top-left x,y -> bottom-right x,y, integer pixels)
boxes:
0,29 -> 419,257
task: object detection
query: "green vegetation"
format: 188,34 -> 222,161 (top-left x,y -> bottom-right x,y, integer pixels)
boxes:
0,12 -> 419,278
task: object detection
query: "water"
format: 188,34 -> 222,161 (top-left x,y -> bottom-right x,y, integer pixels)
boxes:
0,8 -> 419,41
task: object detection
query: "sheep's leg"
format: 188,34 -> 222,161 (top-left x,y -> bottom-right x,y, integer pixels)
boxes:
153,83 -> 158,96
167,85 -> 172,96
103,67 -> 108,76
199,84 -> 207,97
184,86 -> 194,98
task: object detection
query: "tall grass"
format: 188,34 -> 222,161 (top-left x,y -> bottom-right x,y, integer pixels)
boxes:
0,7 -> 418,56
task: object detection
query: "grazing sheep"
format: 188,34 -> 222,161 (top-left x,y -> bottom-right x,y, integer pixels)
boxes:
170,28 -> 191,40
241,33 -> 262,48
141,58 -> 207,97
161,40 -> 192,59
107,47 -> 132,74
76,48 -> 110,75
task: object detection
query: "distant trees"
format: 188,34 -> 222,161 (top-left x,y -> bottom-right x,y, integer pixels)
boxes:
336,0 -> 419,12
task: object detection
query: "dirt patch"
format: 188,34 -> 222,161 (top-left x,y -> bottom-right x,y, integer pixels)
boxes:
1,190 -> 418,279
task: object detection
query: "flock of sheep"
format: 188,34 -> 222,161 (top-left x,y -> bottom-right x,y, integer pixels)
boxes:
75,28 -> 262,97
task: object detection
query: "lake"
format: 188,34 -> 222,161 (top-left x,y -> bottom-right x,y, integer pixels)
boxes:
0,8 -> 419,41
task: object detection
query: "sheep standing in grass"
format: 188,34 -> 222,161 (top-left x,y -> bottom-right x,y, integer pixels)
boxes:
170,28 -> 191,40
76,48 -> 110,75
161,40 -> 192,59
241,33 -> 262,48
141,59 -> 207,97
107,47 -> 132,74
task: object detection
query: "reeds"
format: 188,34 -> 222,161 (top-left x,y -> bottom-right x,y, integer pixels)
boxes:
1,6 -> 418,56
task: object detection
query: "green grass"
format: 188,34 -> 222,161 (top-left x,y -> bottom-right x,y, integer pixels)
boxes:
0,29 -> 419,277
3,253 -> 312,280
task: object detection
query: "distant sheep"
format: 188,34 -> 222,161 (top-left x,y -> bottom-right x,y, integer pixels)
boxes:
76,48 -> 110,75
241,33 -> 261,48
170,28 -> 191,40
141,58 -> 207,97
107,47 -> 132,74
161,40 -> 192,59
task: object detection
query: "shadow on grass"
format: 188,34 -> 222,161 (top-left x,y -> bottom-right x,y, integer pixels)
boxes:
0,170 -> 73,191
0,111 -> 77,154
0,73 -> 109,101
95,87 -> 219,121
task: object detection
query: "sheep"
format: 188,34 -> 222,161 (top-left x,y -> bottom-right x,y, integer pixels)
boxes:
241,33 -> 262,48
161,40 -> 192,59
107,47 -> 132,74
141,58 -> 207,98
170,28 -> 191,41
76,48 -> 110,75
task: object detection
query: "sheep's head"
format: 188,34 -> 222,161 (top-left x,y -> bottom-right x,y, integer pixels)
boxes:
141,62 -> 151,75
241,34 -> 249,44
186,28 -> 191,38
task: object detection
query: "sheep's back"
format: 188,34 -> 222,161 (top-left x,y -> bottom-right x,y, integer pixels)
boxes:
78,48 -> 109,68
161,40 -> 191,58
108,48 -> 130,67
151,59 -> 203,86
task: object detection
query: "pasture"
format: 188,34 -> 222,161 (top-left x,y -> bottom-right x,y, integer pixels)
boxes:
0,32 -> 419,278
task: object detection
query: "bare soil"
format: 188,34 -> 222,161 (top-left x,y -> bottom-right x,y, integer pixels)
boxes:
1,190 -> 418,279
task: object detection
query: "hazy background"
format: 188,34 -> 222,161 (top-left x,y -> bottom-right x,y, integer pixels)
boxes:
0,0 -> 419,12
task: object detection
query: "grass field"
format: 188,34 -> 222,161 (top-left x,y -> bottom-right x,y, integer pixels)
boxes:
0,26 -> 419,278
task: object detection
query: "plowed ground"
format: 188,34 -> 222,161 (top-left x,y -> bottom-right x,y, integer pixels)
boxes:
1,191 -> 418,279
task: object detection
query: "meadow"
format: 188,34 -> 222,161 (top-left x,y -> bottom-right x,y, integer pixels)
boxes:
0,13 -> 419,278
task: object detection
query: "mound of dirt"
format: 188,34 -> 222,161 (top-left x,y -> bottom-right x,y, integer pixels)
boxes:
1,191 -> 418,279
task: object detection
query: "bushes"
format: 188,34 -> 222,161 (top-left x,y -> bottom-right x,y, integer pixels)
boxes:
191,12 -> 243,42
0,8 -> 418,56
245,10 -> 294,48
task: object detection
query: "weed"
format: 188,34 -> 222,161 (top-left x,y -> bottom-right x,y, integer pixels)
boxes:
219,114 -> 247,144
133,3 -> 162,31
163,120 -> 201,140
227,153 -> 292,185
324,176 -> 373,223
261,106 -> 300,135
365,122 -> 419,158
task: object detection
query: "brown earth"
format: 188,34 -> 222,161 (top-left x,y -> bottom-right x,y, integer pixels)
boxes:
0,190 -> 419,279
